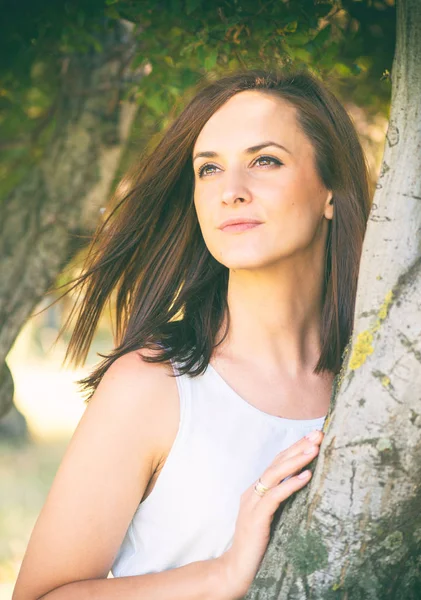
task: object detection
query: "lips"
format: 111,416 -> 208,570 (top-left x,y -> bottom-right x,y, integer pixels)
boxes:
218,218 -> 263,230
221,222 -> 262,233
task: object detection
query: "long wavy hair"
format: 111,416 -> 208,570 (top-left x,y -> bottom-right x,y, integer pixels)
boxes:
55,68 -> 371,401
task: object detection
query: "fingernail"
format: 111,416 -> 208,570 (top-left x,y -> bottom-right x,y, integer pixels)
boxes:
298,470 -> 310,479
305,430 -> 319,442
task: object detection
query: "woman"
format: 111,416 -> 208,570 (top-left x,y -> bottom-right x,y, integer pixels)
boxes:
13,69 -> 371,600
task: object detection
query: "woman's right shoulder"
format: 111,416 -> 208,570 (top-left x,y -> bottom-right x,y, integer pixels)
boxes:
91,348 -> 179,455
100,347 -> 175,396
103,346 -> 174,380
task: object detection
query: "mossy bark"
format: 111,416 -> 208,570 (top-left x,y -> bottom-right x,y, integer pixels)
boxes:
0,21 -> 138,423
246,1 -> 421,598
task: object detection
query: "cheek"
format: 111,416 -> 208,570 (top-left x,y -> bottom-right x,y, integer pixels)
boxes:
264,190 -> 321,251
194,196 -> 208,230
194,196 -> 234,263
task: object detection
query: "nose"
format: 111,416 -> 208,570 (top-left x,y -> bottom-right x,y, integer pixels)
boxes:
221,170 -> 252,205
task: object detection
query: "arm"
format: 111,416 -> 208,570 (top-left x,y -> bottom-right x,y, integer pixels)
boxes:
36,558 -> 233,600
12,351 -> 237,600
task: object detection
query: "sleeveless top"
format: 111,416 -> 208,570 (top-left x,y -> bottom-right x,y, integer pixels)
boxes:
111,360 -> 326,577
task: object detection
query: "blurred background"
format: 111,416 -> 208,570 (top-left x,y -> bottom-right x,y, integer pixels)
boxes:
0,0 -> 394,596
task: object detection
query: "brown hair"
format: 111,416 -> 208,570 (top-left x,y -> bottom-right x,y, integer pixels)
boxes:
56,68 -> 372,400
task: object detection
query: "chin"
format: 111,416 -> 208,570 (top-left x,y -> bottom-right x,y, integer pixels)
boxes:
212,250 -> 272,270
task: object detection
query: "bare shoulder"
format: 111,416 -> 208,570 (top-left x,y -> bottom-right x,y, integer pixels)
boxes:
96,347 -> 177,407
90,347 -> 180,469
12,348 -> 179,600
104,346 -> 174,383
83,348 -> 182,519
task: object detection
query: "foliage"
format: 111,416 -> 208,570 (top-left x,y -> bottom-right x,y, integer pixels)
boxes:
0,0 -> 394,198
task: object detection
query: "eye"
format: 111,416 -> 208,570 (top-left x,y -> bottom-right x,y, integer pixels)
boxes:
197,163 -> 219,178
254,155 -> 283,168
196,155 -> 283,179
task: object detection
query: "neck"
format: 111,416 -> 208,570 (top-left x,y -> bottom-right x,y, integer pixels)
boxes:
214,251 -> 327,379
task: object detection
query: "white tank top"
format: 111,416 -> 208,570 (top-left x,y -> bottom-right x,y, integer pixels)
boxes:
111,360 -> 326,577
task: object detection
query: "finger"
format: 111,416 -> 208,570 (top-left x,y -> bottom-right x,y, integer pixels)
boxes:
274,429 -> 324,463
262,443 -> 320,488
262,469 -> 313,510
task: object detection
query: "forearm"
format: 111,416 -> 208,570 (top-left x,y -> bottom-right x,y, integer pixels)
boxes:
36,557 -> 237,600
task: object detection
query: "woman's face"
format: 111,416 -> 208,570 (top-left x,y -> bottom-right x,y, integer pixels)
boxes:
192,91 -> 333,269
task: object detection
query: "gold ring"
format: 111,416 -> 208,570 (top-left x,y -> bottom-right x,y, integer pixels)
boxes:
254,477 -> 271,497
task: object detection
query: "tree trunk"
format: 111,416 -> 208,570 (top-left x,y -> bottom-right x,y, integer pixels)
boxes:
247,0 -> 421,598
0,21 -> 139,422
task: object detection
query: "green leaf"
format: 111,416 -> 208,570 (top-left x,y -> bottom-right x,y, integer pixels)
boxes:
308,24 -> 331,50
315,3 -> 334,18
287,46 -> 312,62
351,63 -> 362,75
204,49 -> 218,70
320,40 -> 339,60
186,0 -> 202,15
284,21 -> 298,33
335,62 -> 353,77
196,45 -> 206,63
286,32 -> 311,47
144,92 -> 168,115
283,13 -> 299,24
105,6 -> 120,19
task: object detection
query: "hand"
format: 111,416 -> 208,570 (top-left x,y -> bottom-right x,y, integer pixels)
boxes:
217,429 -> 324,599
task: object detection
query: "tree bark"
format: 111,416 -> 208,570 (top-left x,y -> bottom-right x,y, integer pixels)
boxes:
247,0 -> 421,598
0,21 -> 139,421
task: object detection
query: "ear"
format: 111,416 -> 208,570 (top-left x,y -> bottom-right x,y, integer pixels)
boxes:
324,191 -> 334,221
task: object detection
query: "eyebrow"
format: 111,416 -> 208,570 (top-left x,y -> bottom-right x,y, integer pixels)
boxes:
192,141 -> 292,163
